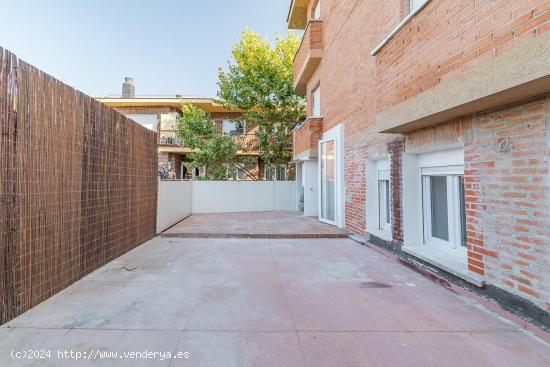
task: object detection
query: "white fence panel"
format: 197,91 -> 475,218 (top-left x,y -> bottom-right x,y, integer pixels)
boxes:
157,180 -> 192,233
192,181 -> 239,212
274,182 -> 296,210
236,181 -> 274,211
192,181 -> 296,213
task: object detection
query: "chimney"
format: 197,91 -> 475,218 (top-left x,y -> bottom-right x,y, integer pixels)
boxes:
122,77 -> 135,98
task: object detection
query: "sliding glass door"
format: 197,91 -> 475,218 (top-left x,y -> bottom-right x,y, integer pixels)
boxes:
320,139 -> 336,224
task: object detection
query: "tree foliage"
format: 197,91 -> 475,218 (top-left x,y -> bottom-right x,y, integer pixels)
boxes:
176,103 -> 237,180
218,30 -> 306,168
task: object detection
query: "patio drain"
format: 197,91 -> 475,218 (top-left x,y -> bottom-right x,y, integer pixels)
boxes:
359,282 -> 392,289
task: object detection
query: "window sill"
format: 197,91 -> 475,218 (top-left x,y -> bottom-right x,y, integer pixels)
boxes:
370,1 -> 431,56
402,244 -> 485,287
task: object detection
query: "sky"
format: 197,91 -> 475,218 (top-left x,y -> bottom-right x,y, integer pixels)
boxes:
0,0 -> 291,98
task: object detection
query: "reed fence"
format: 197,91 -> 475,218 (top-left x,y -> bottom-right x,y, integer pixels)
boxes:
0,47 -> 158,324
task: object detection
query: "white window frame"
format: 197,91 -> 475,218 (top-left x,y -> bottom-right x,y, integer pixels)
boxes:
371,0 -> 432,55
236,164 -> 245,180
276,165 -> 287,181
318,124 -> 344,228
222,120 -> 246,135
160,112 -> 180,130
313,0 -> 321,20
421,166 -> 464,250
228,163 -> 246,180
366,157 -> 392,240
125,114 -> 158,131
181,162 -> 186,180
401,147 -> 484,285
192,166 -> 206,180
378,171 -> 391,232
264,164 -> 286,181
264,165 -> 273,181
312,85 -> 321,118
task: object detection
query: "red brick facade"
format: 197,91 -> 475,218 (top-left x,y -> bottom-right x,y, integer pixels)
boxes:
376,0 -> 550,112
289,0 -> 550,310
343,132 -> 367,235
388,138 -> 405,243
293,117 -> 323,157
464,97 -> 550,303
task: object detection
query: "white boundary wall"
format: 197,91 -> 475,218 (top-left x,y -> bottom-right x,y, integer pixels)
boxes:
157,181 -> 296,233
192,181 -> 296,213
157,180 -> 192,233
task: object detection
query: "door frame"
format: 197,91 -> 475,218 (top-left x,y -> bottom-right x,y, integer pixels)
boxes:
318,124 -> 344,227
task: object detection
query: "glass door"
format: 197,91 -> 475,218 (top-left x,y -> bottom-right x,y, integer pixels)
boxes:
320,139 -> 336,224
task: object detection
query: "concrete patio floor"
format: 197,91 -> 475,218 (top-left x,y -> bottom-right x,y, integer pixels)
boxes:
1,237 -> 549,366
162,211 -> 350,238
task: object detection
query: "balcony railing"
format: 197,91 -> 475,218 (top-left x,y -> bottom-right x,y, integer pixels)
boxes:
293,20 -> 323,95
158,129 -> 259,153
158,129 -> 183,147
230,132 -> 260,153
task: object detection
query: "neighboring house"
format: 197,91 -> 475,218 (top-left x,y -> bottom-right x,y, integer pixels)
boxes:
98,78 -> 265,180
288,0 -> 550,311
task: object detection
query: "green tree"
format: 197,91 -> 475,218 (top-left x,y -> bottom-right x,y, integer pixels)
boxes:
176,103 -> 237,180
218,29 -> 306,176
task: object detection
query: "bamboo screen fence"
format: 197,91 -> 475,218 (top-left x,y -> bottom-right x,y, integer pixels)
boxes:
0,47 -> 158,324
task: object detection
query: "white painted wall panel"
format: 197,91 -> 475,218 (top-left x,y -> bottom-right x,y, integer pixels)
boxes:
302,160 -> 318,216
192,181 -> 296,213
157,180 -> 192,233
192,181 -> 238,212
237,181 -> 274,211
274,182 -> 296,210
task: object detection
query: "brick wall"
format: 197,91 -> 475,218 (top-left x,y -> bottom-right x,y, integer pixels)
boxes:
344,131 -> 368,234
463,97 -> 550,309
293,118 -> 323,157
388,138 -> 405,243
302,0 -> 403,235
294,20 -> 323,79
376,0 -> 550,112
398,98 -> 550,310
292,0 -> 550,310
159,152 -> 186,178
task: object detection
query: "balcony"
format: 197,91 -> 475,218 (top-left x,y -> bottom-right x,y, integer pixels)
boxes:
158,129 -> 259,154
292,117 -> 323,160
159,129 -> 183,147
231,132 -> 260,154
287,0 -> 309,29
293,20 -> 323,95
